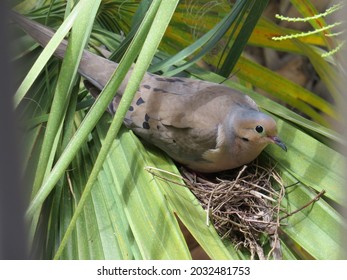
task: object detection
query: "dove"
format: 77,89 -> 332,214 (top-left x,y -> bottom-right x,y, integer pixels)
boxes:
12,12 -> 286,173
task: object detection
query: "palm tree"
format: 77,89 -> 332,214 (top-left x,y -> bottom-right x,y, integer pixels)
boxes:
10,0 -> 346,259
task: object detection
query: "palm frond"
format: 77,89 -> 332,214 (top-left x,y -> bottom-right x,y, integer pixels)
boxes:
12,0 -> 346,259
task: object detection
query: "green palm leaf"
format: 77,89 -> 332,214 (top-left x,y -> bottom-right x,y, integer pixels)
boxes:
13,0 -> 346,259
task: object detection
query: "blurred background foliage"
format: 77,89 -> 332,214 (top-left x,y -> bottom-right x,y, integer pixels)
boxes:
11,0 -> 346,259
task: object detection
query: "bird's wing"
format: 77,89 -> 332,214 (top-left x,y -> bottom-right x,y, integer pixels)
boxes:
125,82 -> 258,163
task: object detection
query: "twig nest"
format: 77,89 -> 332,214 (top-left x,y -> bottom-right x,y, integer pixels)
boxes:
181,162 -> 285,260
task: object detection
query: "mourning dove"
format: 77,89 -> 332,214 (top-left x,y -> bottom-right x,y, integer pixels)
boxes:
13,12 -> 287,173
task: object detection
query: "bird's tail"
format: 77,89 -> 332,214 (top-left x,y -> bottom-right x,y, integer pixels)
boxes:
11,11 -> 118,91
11,11 -> 68,61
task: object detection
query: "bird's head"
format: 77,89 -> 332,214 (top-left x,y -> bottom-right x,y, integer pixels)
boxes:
232,109 -> 287,152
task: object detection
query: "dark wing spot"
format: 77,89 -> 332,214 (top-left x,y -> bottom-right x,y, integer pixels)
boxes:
153,88 -> 168,93
173,78 -> 185,82
136,97 -> 145,106
129,105 -> 134,111
144,113 -> 150,122
143,84 -> 151,89
143,122 -> 150,129
166,78 -> 178,83
155,77 -> 185,83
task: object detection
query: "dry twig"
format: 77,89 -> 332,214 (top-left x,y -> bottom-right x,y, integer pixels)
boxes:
146,160 -> 324,260
181,162 -> 285,260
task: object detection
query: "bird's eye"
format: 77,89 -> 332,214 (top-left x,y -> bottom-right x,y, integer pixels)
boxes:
255,125 -> 264,133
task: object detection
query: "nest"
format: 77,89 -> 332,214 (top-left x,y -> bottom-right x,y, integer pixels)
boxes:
146,159 -> 325,260
181,162 -> 285,260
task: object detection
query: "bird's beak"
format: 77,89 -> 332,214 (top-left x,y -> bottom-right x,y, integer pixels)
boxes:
270,136 -> 287,152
